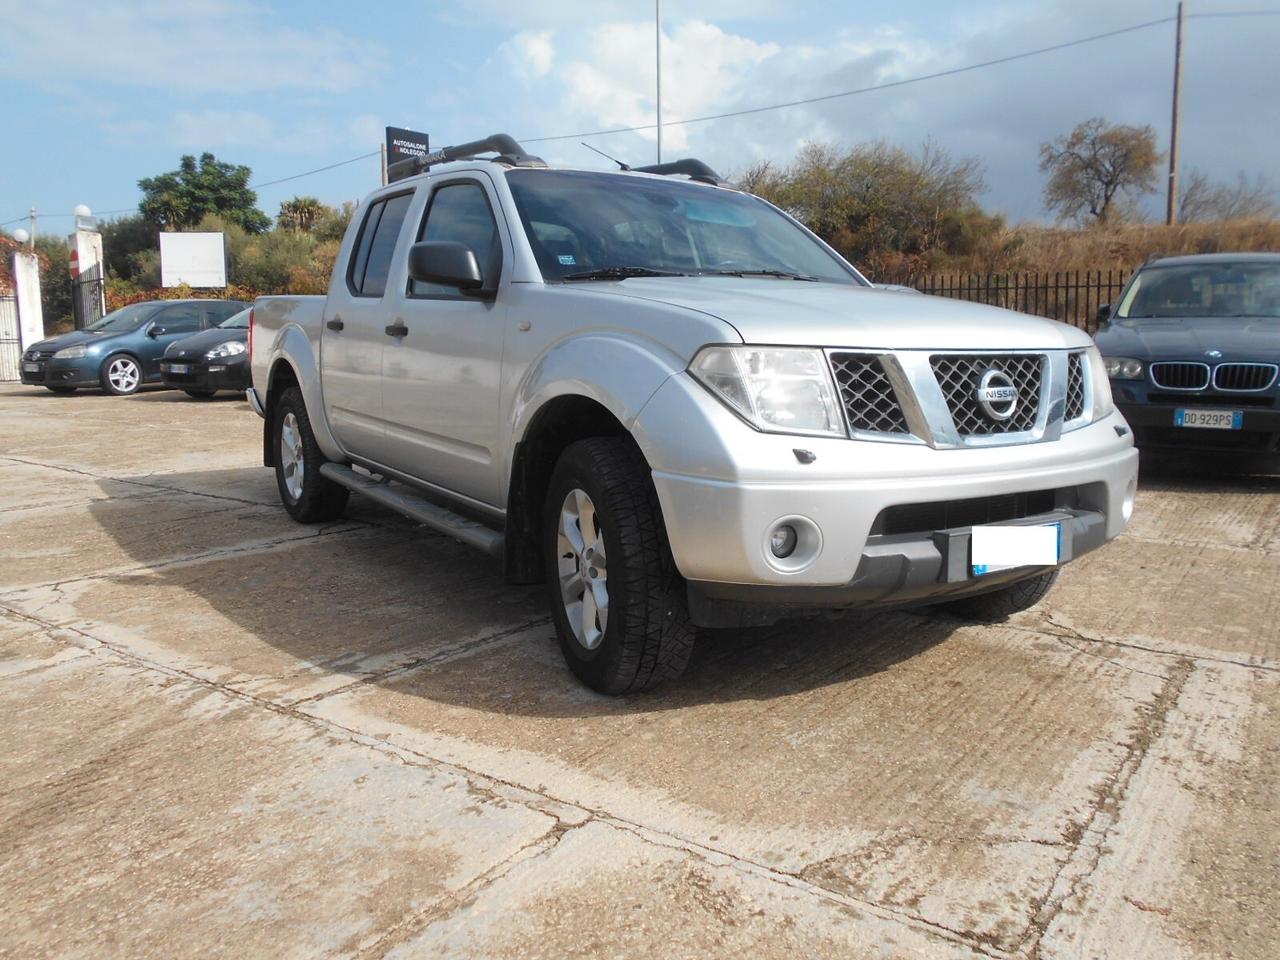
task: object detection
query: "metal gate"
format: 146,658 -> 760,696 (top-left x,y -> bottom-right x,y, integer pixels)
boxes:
0,295 -> 20,382
73,264 -> 105,329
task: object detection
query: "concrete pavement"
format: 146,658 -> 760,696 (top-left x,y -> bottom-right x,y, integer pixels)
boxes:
1,383 -> 1276,959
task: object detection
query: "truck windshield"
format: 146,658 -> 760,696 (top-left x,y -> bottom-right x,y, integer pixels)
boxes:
1116,262 -> 1280,319
505,169 -> 864,285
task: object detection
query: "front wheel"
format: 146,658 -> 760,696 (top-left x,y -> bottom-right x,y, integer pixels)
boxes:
272,386 -> 349,523
543,437 -> 694,694
101,355 -> 142,396
937,570 -> 1060,622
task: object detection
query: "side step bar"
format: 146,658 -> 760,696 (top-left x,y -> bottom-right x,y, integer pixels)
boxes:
318,463 -> 504,558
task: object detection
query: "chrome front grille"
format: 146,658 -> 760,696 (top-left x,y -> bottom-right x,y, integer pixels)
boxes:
1213,362 -> 1278,392
828,353 -> 909,434
1065,352 -> 1085,421
930,354 -> 1044,435
1150,362 -> 1210,391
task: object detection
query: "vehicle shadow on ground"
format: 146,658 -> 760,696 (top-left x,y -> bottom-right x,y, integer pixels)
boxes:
88,465 -> 968,714
1138,449 -> 1280,490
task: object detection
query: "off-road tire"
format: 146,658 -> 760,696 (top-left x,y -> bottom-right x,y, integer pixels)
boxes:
938,570 -> 1060,622
272,386 -> 349,523
46,385 -> 77,394
184,388 -> 217,399
544,437 -> 695,694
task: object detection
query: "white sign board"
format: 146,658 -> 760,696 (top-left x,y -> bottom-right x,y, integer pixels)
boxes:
160,232 -> 227,288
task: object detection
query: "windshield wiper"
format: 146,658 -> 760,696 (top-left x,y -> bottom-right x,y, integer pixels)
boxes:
700,269 -> 822,282
561,266 -> 687,281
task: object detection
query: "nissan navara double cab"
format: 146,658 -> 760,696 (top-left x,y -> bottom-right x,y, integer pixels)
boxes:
248,134 -> 1138,694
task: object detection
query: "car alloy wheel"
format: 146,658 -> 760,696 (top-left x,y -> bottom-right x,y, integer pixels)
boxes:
279,411 -> 305,502
107,357 -> 140,394
557,487 -> 609,650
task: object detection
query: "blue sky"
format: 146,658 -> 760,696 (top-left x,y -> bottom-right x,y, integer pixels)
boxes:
2,0 -> 1278,235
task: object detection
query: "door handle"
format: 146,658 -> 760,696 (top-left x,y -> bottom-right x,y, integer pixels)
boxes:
385,322 -> 409,338
326,318 -> 344,331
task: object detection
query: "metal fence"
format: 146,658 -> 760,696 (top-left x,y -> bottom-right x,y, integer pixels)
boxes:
0,295 -> 20,382
886,270 -> 1133,333
73,263 -> 106,329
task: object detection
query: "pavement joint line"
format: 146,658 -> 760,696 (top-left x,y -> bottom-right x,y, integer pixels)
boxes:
284,617 -> 553,707
1035,612 -> 1280,675
1015,657 -> 1196,958
350,826 -> 574,958
0,523 -> 383,599
1,454 -> 277,509
2,600 -> 1010,959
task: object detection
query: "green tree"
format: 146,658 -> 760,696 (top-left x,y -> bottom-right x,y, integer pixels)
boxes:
1039,118 -> 1160,224
138,153 -> 271,233
101,215 -> 158,281
277,196 -> 325,232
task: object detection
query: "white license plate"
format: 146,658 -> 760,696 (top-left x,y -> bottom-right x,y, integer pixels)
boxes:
166,363 -> 190,374
22,362 -> 40,372
1174,408 -> 1242,430
972,523 -> 1060,577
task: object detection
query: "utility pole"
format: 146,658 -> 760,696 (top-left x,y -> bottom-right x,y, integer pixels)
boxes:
28,207 -> 36,249
1166,1 -> 1185,225
655,0 -> 663,164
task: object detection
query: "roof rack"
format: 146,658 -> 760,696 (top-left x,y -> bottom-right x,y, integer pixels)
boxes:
631,158 -> 725,186
387,133 -> 546,183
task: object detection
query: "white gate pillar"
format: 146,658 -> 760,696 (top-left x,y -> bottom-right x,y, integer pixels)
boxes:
13,250 -> 45,348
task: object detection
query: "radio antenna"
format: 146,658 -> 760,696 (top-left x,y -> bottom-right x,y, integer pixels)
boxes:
580,142 -> 630,171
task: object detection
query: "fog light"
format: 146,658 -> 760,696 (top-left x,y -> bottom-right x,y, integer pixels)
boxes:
1122,475 -> 1138,522
769,524 -> 798,558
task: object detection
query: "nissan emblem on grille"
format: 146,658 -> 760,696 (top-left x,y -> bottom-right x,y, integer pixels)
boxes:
976,369 -> 1019,421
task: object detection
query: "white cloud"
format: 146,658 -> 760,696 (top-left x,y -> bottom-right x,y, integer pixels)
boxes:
439,0 -> 785,29
560,20 -> 779,151
500,31 -> 555,79
0,0 -> 385,94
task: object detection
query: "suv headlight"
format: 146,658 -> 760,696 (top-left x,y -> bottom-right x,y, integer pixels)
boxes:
205,340 -> 247,360
1103,356 -> 1144,380
690,346 -> 845,437
54,345 -> 88,359
1087,346 -> 1115,420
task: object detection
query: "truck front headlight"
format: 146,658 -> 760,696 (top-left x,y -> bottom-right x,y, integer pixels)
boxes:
690,346 -> 845,437
205,340 -> 247,360
1087,346 -> 1115,420
54,345 -> 88,359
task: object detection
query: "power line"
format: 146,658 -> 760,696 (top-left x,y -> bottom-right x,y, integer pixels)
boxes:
249,150 -> 380,190
523,9 -> 1280,144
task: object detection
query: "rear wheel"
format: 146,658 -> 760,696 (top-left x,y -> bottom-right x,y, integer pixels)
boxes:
937,570 -> 1060,622
46,385 -> 76,394
101,354 -> 142,396
543,437 -> 694,694
272,386 -> 349,523
184,388 -> 217,399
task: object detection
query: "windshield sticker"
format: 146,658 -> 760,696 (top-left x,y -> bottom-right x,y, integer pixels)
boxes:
558,254 -> 577,266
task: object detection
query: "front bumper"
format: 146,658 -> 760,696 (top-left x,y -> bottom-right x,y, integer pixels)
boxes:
634,371 -> 1138,597
19,356 -> 101,387
1117,401 -> 1280,453
160,358 -> 250,393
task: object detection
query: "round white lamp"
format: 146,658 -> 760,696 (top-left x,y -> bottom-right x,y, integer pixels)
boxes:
13,228 -> 30,244
74,204 -> 92,217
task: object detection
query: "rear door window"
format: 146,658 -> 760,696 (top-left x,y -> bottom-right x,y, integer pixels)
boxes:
348,193 -> 413,297
154,303 -> 202,334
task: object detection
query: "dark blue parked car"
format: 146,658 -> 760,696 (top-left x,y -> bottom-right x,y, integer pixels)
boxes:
1095,253 -> 1280,454
19,299 -> 247,395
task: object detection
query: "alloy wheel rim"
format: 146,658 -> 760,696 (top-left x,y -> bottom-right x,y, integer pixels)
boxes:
280,412 -> 305,501
108,358 -> 139,393
557,488 -> 609,650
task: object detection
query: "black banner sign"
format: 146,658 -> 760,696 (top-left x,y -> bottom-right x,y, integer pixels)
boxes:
385,126 -> 430,166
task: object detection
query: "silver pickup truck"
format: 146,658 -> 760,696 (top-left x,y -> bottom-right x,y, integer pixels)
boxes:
248,133 -> 1138,694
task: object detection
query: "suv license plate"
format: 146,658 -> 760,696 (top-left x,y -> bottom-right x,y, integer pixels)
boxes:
1174,408 -> 1242,430
22,362 -> 39,372
972,523 -> 1060,577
